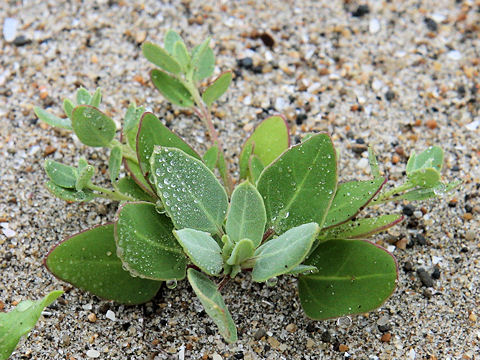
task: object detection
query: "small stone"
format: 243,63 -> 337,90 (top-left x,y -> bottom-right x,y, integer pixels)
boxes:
106,310 -> 116,321
463,213 -> 473,221
431,267 -> 441,280
417,268 -> 434,287
447,50 -> 462,60
423,288 -> 433,299
237,57 -> 253,70
233,352 -> 244,359
87,313 -> 97,323
13,35 -> 31,46
86,349 -> 100,358
465,230 -> 475,241
321,331 -> 332,343
253,328 -> 266,341
44,145 -> 57,156
424,17 -> 438,32
426,119 -> 437,129
395,238 -> 408,250
3,18 -> 18,42
377,315 -> 389,327
285,323 -> 297,333
403,261 -> 414,272
381,332 -> 392,342
338,344 -> 349,352
267,336 -> 280,349
355,158 -> 369,169
306,322 -> 316,332
352,5 -> 369,17
61,334 -> 70,346
369,18 -> 380,34
2,227 -> 15,238
306,338 -> 315,348
212,353 -> 222,360
392,154 -> 400,164
296,114 -> 307,125
402,204 -> 415,216
385,90 -> 395,101
414,234 -> 427,246
469,312 -> 477,322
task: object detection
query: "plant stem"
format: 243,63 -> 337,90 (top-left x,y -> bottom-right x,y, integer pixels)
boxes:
88,183 -> 136,202
217,275 -> 230,291
110,140 -> 138,163
368,182 -> 416,205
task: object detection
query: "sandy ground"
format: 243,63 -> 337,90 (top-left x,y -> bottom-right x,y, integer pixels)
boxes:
1,0 -> 479,359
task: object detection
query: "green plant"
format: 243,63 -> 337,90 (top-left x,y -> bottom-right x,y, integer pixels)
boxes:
0,291 -> 63,360
34,31 -> 459,343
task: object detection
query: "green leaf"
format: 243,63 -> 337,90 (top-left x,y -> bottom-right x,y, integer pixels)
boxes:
150,147 -> 228,235
191,39 -> 215,82
368,147 -> 381,178
408,168 -> 441,188
323,177 -> 385,228
150,69 -> 194,107
45,181 -> 95,202
298,239 -> 397,319
116,177 -> 156,202
136,113 -> 199,187
115,202 -> 187,280
46,224 -> 162,304
320,214 -> 403,241
173,229 -> 223,276
202,71 -> 232,107
89,88 -> 102,107
226,181 -> 266,246
257,133 -> 337,234
71,105 -> 117,147
252,223 -> 320,282
0,290 -> 63,360
203,145 -> 219,171
216,149 -> 230,190
173,40 -> 190,72
187,269 -> 237,343
221,234 -> 234,261
63,99 -> 74,119
34,107 -> 72,130
406,146 -> 443,175
124,159 -> 156,197
164,30 -> 183,55
394,180 -> 461,202
76,87 -> 91,105
142,41 -> 181,74
44,160 -> 77,188
248,155 -> 264,183
239,143 -> 253,179
285,264 -> 318,276
75,164 -> 94,191
77,158 -> 88,172
123,103 -> 145,150
226,238 -> 255,266
109,145 -> 122,183
239,116 -> 290,178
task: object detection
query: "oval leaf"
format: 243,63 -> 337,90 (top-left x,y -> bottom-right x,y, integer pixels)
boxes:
164,30 -> 183,55
63,99 -> 74,119
123,159 -> 156,197
257,133 -> 337,234
226,181 -> 266,247
142,41 -> 181,74
76,87 -> 91,105
45,224 -> 161,304
71,105 -> 116,147
202,71 -> 232,107
109,145 -> 122,183
75,164 -> 94,191
117,177 -> 156,202
173,228 -> 223,276
173,40 -> 190,71
187,269 -> 237,343
44,160 -> 77,188
123,103 -> 145,150
298,239 -> 397,319
191,39 -> 215,82
0,291 -> 63,360
226,238 -> 255,266
323,177 -> 385,228
150,147 -> 228,235
203,145 -> 219,171
45,181 -> 95,202
34,107 -> 72,130
150,69 -> 194,107
406,146 -> 443,175
115,202 -> 187,280
252,223 -> 319,282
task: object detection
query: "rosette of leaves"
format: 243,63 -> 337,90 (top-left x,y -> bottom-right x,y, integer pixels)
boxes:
35,31 -> 460,344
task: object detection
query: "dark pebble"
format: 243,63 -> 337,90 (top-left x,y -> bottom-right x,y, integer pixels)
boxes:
296,113 -> 307,125
237,57 -> 253,69
252,65 -> 263,74
98,303 -> 110,314
423,288 -> 433,299
352,144 -> 367,154
253,328 -> 267,340
448,200 -> 457,207
460,247 -> 469,253
431,267 -> 441,279
424,17 -> 438,32
346,130 -> 355,139
402,204 -> 415,216
306,322 -> 317,332
259,32 -> 275,48
321,330 -> 332,343
166,335 -> 175,341
234,351 -> 244,359
13,35 -> 32,46
403,261 -> 414,272
451,165 -> 460,171
417,268 -> 434,287
457,85 -> 466,98
205,326 -> 215,335
4,252 -> 12,261
465,204 -> 473,213
378,323 -> 391,333
122,322 -> 131,331
263,344 -> 271,352
159,319 -> 167,326
454,257 -> 462,263
355,138 -> 365,144
414,233 -> 427,246
385,90 -> 395,101
328,101 -> 336,108
352,4 -> 370,17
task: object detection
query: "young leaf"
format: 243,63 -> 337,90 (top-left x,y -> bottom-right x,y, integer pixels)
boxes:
239,116 -> 290,178
142,41 -> 181,74
216,149 -> 230,191
75,164 -> 94,191
202,71 -> 232,107
109,145 -> 122,183
45,224 -> 162,304
191,39 -> 215,82
173,228 -> 223,276
407,168 -> 441,188
63,99 -> 74,119
89,88 -> 102,107
0,290 -> 63,360
173,40 -> 190,71
45,181 -> 95,202
164,30 -> 183,55
323,177 -> 385,228
44,160 -> 77,188
136,112 -> 200,189
239,142 -> 253,180
221,234 -> 234,262
76,87 -> 91,105
226,238 -> 255,266
368,147 -> 381,178
123,103 -> 145,151
394,181 -> 461,202
115,202 -> 187,280
203,145 -> 219,171
226,181 -> 266,247
252,222 -> 320,282
257,133 -> 337,234
150,69 -> 194,107
320,214 -> 403,241
150,147 -> 228,235
248,155 -> 264,183
116,177 -> 156,202
71,105 -> 116,147
187,269 -> 237,343
406,146 -> 443,175
34,107 -> 72,130
123,159 -> 156,197
298,239 -> 397,319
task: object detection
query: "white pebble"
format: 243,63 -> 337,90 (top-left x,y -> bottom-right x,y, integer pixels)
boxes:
86,349 -> 100,358
372,79 -> 383,91
356,158 -> 369,169
432,256 -> 442,265
3,18 -> 18,42
274,97 -> 288,111
105,310 -> 116,321
369,18 -> 380,34
431,13 -> 446,23
407,348 -> 416,360
387,245 -> 396,253
465,119 -> 480,131
447,50 -> 462,61
2,228 -> 16,238
82,303 -> 92,310
212,353 -> 222,360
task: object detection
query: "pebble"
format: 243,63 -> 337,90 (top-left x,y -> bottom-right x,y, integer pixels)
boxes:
2,227 -> 16,238
369,18 -> 380,34
338,344 -> 349,352
106,310 -> 116,321
352,4 -> 370,17
385,90 -> 395,101
417,268 -> 434,287
285,323 -> 297,332
355,158 -> 368,169
402,204 -> 415,217
306,338 -> 315,348
431,267 -> 441,280
3,18 -> 18,42
87,313 -> 97,323
414,234 -> 427,246
253,328 -> 266,341
447,50 -> 462,61
381,333 -> 392,342
86,349 -> 100,358
237,57 -> 253,70
465,230 -> 475,241
403,261 -> 414,272
13,35 -> 32,47
424,17 -> 438,32
212,353 -> 222,360
267,336 -> 281,349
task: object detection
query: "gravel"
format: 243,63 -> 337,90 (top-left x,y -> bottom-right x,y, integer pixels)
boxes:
1,0 -> 479,359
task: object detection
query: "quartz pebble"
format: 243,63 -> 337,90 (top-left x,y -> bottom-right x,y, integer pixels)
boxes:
3,18 -> 18,42
106,310 -> 116,321
86,349 -> 100,358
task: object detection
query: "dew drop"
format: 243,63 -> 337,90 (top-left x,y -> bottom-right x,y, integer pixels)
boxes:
166,279 -> 177,289
336,316 -> 352,328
